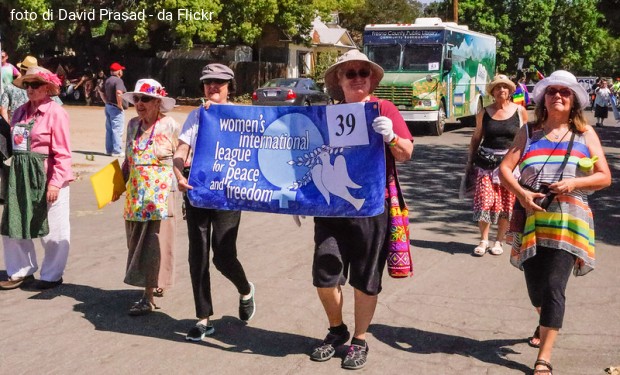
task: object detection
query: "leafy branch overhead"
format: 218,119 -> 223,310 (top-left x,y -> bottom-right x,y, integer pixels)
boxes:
2,0 -> 620,76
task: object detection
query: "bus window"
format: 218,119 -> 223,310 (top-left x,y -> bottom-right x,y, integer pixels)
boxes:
366,45 -> 401,71
403,44 -> 443,71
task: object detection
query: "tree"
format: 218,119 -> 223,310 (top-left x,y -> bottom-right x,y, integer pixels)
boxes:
339,0 -> 424,45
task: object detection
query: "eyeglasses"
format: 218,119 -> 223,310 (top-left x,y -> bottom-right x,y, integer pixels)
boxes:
545,87 -> 572,97
344,69 -> 371,79
23,81 -> 46,89
202,79 -> 229,85
133,95 -> 155,103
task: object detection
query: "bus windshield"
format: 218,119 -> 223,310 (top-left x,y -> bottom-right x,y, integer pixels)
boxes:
366,45 -> 400,71
403,44 -> 443,72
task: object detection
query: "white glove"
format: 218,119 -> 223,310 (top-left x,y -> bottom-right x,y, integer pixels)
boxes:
372,116 -> 395,143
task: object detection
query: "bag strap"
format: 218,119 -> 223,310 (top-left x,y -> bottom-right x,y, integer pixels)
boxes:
390,157 -> 407,208
557,132 -> 576,181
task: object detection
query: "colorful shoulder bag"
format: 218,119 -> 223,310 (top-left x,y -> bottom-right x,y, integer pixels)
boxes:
386,161 -> 413,278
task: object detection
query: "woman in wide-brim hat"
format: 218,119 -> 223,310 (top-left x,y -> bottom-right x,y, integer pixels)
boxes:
499,70 -> 611,374
113,78 -> 181,315
466,74 -> 527,257
324,49 -> 384,103
309,49 -> 413,370
0,65 -> 74,291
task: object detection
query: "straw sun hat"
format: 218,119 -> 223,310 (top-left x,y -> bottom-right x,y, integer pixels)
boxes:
122,79 -> 176,113
486,74 -> 516,96
324,50 -> 384,102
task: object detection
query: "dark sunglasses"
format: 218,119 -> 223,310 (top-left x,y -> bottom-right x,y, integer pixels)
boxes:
133,95 -> 155,103
202,78 -> 228,85
545,87 -> 572,97
23,81 -> 46,89
344,69 -> 371,79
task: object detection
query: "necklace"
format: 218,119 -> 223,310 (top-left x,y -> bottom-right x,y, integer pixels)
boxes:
543,125 -> 569,141
134,119 -> 158,152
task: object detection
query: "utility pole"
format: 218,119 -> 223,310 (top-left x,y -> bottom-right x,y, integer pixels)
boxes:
454,0 -> 458,23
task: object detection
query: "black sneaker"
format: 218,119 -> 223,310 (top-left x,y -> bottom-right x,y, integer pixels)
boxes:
185,322 -> 215,341
36,278 -> 63,290
239,282 -> 255,321
341,342 -> 369,370
310,329 -> 350,362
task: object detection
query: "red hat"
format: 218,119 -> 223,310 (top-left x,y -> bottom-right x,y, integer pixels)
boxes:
110,62 -> 125,71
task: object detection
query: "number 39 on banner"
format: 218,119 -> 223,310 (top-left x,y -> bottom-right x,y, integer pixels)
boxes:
325,103 -> 372,147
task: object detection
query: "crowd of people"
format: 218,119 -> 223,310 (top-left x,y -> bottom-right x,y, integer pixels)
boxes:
0,49 -> 613,374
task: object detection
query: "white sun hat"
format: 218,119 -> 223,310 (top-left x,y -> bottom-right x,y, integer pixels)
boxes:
532,70 -> 589,109
122,78 -> 176,112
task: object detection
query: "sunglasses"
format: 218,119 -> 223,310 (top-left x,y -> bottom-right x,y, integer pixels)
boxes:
545,87 -> 572,97
133,95 -> 155,103
202,79 -> 228,85
23,81 -> 46,89
344,69 -> 371,79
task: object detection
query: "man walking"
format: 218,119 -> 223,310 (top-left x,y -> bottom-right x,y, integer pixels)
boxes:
104,62 -> 127,157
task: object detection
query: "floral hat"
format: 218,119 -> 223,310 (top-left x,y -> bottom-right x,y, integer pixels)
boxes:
122,78 -> 176,112
13,66 -> 62,95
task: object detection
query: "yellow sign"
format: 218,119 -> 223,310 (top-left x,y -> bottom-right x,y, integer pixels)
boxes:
90,159 -> 126,209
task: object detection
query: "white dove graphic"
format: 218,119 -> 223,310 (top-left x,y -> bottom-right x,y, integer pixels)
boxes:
311,151 -> 365,210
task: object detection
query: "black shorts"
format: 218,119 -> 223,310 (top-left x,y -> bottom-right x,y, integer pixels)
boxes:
312,204 -> 389,296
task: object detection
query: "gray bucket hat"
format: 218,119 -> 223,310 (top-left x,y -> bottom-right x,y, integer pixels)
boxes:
324,50 -> 384,102
200,64 -> 234,81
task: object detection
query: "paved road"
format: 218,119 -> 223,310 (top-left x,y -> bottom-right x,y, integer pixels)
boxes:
1,105 -> 618,374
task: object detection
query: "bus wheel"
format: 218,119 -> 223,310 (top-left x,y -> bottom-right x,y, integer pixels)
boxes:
428,102 -> 446,136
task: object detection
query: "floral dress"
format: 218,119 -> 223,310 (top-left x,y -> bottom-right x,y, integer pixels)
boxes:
124,116 -> 179,221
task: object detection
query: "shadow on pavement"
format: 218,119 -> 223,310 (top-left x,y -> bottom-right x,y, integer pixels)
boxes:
397,142 -> 477,239
27,284 -> 314,357
183,315 -> 317,357
369,323 -> 531,373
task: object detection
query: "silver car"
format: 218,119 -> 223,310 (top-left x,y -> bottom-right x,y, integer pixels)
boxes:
252,78 -> 332,106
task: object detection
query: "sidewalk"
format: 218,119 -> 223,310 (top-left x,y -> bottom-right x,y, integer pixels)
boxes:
0,105 -> 618,374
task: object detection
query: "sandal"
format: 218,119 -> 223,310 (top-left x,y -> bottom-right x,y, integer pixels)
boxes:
473,240 -> 489,256
154,287 -> 164,298
532,359 -> 553,374
528,326 -> 541,348
489,241 -> 504,255
128,297 -> 157,316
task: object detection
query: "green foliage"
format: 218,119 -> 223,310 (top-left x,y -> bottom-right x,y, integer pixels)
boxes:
339,0 -> 423,44
309,51 -> 339,84
451,0 -> 607,75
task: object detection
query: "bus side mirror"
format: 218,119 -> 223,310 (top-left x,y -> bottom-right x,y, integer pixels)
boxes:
443,58 -> 452,73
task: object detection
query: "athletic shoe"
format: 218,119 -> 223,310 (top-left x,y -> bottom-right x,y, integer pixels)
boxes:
341,342 -> 369,370
310,329 -> 350,362
239,282 -> 256,321
185,322 -> 215,341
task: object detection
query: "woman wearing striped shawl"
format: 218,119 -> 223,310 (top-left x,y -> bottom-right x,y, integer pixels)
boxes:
499,70 -> 611,375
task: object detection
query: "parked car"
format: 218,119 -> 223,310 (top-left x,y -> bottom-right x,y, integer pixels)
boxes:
252,78 -> 332,106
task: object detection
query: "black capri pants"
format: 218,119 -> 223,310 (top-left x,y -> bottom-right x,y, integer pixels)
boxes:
523,246 -> 576,329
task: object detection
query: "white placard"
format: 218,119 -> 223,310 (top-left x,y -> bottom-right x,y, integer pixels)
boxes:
325,103 -> 370,147
429,62 -> 440,71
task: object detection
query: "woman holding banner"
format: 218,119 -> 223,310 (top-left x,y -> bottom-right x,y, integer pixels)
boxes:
172,64 -> 255,342
309,50 -> 413,370
116,79 -> 180,316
